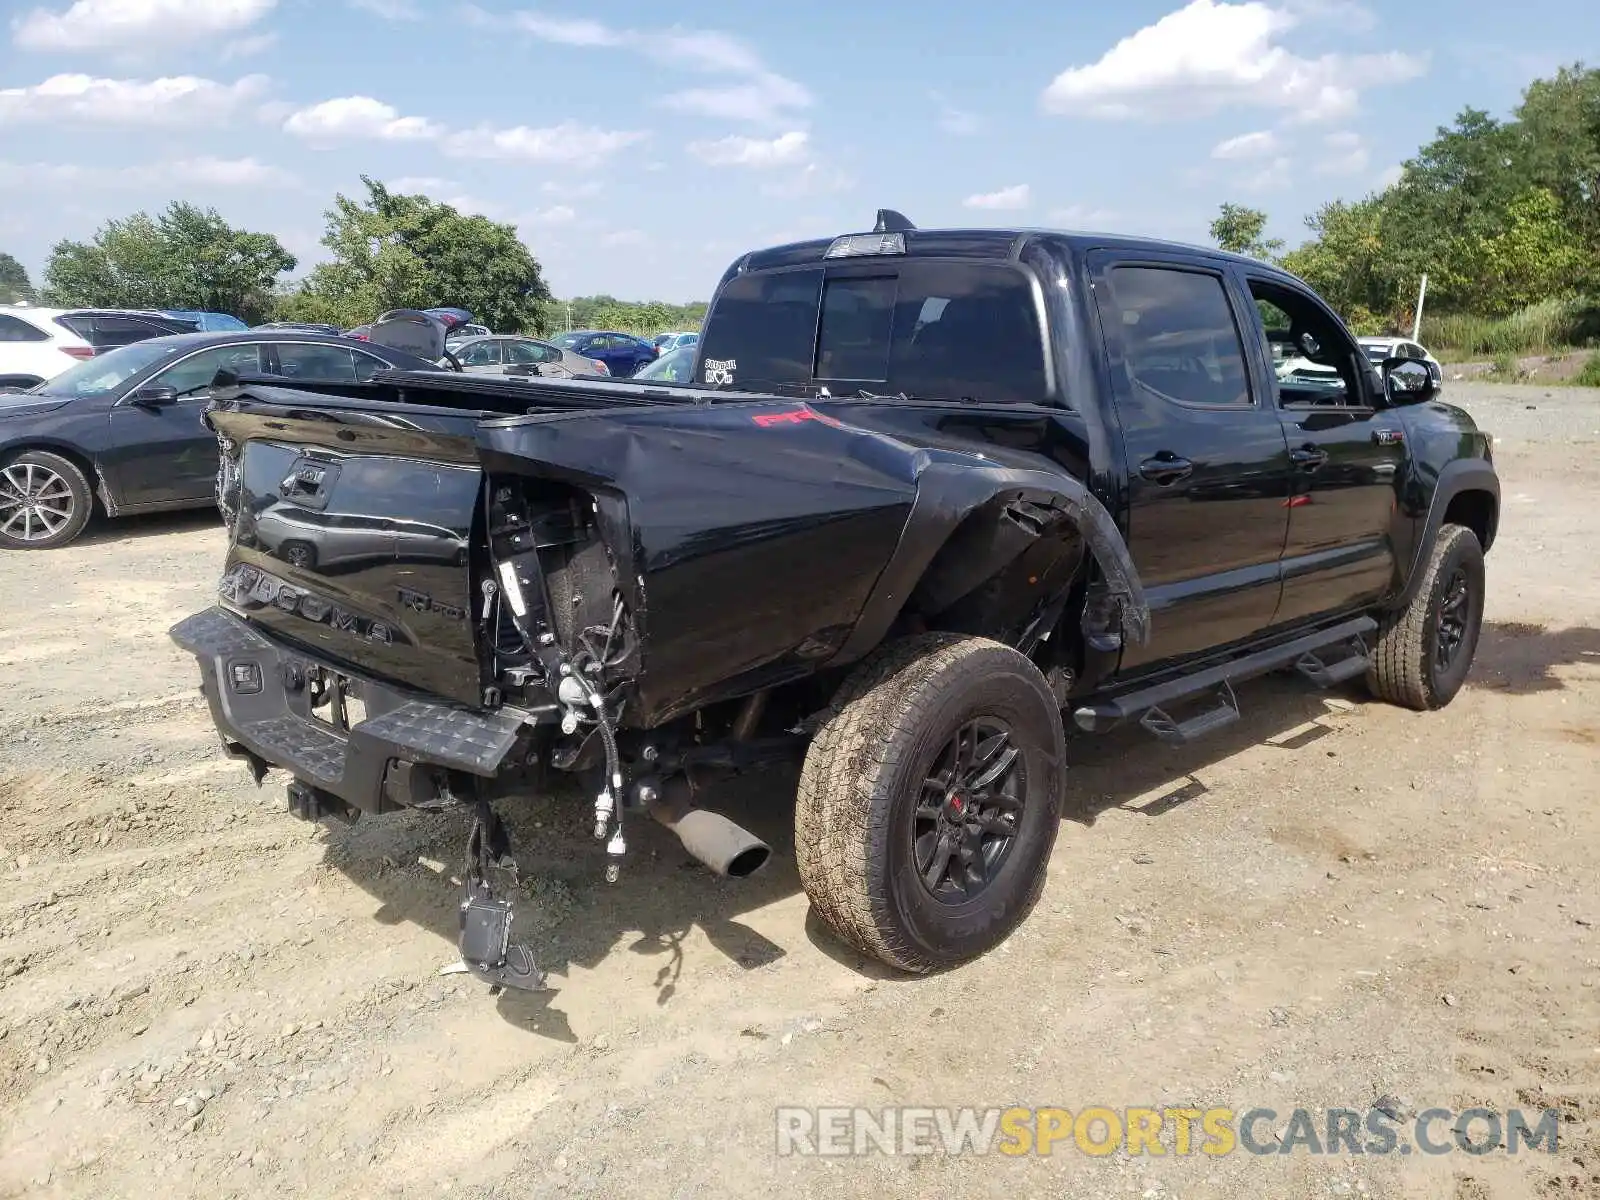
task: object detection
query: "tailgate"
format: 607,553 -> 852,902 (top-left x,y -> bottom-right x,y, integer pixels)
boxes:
212,406 -> 488,707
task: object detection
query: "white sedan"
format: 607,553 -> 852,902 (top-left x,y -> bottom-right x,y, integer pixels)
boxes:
1358,336 -> 1442,384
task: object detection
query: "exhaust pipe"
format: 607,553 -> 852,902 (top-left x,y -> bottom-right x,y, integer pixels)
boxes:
647,784 -> 771,879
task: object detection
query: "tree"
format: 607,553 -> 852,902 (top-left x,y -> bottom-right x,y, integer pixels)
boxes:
40,204 -> 294,322
1280,196 -> 1399,332
290,177 -> 551,332
0,252 -> 33,304
1209,203 -> 1284,261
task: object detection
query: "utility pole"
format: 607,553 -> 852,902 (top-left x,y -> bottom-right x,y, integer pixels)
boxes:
1412,273 -> 1428,341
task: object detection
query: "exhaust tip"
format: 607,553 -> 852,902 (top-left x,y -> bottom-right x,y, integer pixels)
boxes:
725,844 -> 771,879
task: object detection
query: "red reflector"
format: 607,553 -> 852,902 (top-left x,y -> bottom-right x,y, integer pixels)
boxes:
61,346 -> 96,360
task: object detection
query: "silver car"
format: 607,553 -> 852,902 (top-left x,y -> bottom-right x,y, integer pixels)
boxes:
449,335 -> 609,378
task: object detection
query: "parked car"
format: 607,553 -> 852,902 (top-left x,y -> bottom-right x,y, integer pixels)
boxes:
631,343 -> 694,384
162,310 -> 249,332
253,322 -> 344,337
173,208 -> 1497,992
553,329 -> 656,377
0,331 -> 442,549
651,331 -> 699,356
0,306 -> 200,389
344,325 -> 372,341
1359,336 -> 1442,385
451,334 -> 609,378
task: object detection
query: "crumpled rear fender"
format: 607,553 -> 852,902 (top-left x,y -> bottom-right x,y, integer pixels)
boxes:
825,461 -> 1149,668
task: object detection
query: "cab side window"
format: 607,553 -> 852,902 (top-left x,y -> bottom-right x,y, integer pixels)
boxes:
1247,277 -> 1367,409
1102,266 -> 1251,407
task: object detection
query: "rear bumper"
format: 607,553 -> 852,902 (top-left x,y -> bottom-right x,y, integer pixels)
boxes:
169,606 -> 526,815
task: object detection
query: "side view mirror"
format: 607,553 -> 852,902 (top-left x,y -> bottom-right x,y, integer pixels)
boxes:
1381,357 -> 1439,405
131,385 -> 178,407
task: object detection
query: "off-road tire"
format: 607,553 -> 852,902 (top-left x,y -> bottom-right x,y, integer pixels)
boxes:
0,449 -> 93,550
1367,522 -> 1485,710
795,633 -> 1066,973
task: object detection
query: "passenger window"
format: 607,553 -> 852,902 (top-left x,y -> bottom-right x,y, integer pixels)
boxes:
1247,278 -> 1365,409
457,340 -> 501,367
273,343 -> 358,383
1105,267 -> 1250,407
149,345 -> 264,396
353,352 -> 388,381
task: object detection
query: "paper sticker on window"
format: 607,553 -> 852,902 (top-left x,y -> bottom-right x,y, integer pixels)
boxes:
704,357 -> 736,386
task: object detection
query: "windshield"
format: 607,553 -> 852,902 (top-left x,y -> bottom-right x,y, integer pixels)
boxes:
31,341 -> 181,397
555,334 -> 583,349
1364,346 -> 1390,363
633,345 -> 695,384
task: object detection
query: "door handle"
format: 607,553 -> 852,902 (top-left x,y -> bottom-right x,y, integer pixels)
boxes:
1290,445 -> 1328,472
1138,453 -> 1193,485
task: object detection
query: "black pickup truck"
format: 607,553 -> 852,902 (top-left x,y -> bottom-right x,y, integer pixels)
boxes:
170,210 -> 1498,987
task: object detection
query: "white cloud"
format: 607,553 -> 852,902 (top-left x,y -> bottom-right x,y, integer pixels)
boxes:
931,91 -> 980,136
600,229 -> 647,248
1242,157 -> 1292,191
1040,0 -> 1426,123
1212,129 -> 1279,159
647,29 -> 810,124
1048,203 -> 1119,226
511,11 -> 619,45
348,0 -> 418,16
687,130 -> 809,168
219,31 -> 276,59
964,184 -> 1032,211
283,96 -> 443,141
387,175 -> 457,195
0,154 -> 297,189
444,121 -> 645,167
1317,129 -> 1369,174
542,179 -> 602,198
1377,163 -> 1404,188
760,161 -> 854,198
12,0 -> 276,51
0,73 -> 268,125
524,205 -> 577,225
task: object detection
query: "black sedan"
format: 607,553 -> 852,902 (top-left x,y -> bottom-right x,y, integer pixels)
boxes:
0,331 -> 442,550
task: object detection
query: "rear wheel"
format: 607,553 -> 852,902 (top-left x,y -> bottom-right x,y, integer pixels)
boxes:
0,450 -> 93,550
1367,523 -> 1485,710
795,634 -> 1066,973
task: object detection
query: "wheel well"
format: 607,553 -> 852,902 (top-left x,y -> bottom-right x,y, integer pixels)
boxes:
1,444 -> 106,516
1443,489 -> 1496,553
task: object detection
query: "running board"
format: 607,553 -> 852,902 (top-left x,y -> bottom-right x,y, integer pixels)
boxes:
1073,616 -> 1377,743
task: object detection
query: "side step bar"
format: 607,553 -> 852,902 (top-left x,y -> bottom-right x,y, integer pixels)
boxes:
1073,616 -> 1377,745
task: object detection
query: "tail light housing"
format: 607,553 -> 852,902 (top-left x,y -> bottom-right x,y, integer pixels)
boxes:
61,346 -> 96,360
589,359 -> 609,375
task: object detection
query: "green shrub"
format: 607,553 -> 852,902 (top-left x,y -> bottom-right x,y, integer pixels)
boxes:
1574,353 -> 1600,387
1490,352 -> 1519,378
1428,297 -> 1600,360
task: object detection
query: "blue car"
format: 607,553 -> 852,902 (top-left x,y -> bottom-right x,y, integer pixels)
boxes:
553,329 -> 656,378
162,310 -> 249,332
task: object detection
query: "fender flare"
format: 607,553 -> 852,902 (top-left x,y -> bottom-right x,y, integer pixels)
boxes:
826,462 -> 1149,668
1393,459 -> 1499,610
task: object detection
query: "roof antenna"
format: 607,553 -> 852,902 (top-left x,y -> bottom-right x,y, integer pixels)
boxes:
873,209 -> 916,233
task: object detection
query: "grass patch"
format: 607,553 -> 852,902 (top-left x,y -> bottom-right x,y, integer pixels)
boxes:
1429,297 -> 1600,361
1575,354 -> 1600,388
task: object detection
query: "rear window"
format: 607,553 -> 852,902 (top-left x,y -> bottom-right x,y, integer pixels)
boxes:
697,262 -> 1047,403
0,314 -> 47,342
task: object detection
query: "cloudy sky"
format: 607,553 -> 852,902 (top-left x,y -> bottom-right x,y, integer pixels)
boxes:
1,0 -> 1593,302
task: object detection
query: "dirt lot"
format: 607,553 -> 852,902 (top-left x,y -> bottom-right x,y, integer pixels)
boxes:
1,382 -> 1597,1200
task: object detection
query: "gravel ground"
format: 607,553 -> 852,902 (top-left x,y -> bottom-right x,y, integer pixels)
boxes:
0,382 -> 1596,1199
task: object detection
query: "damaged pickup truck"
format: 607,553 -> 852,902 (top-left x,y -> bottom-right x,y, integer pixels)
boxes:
170,211 -> 1499,987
